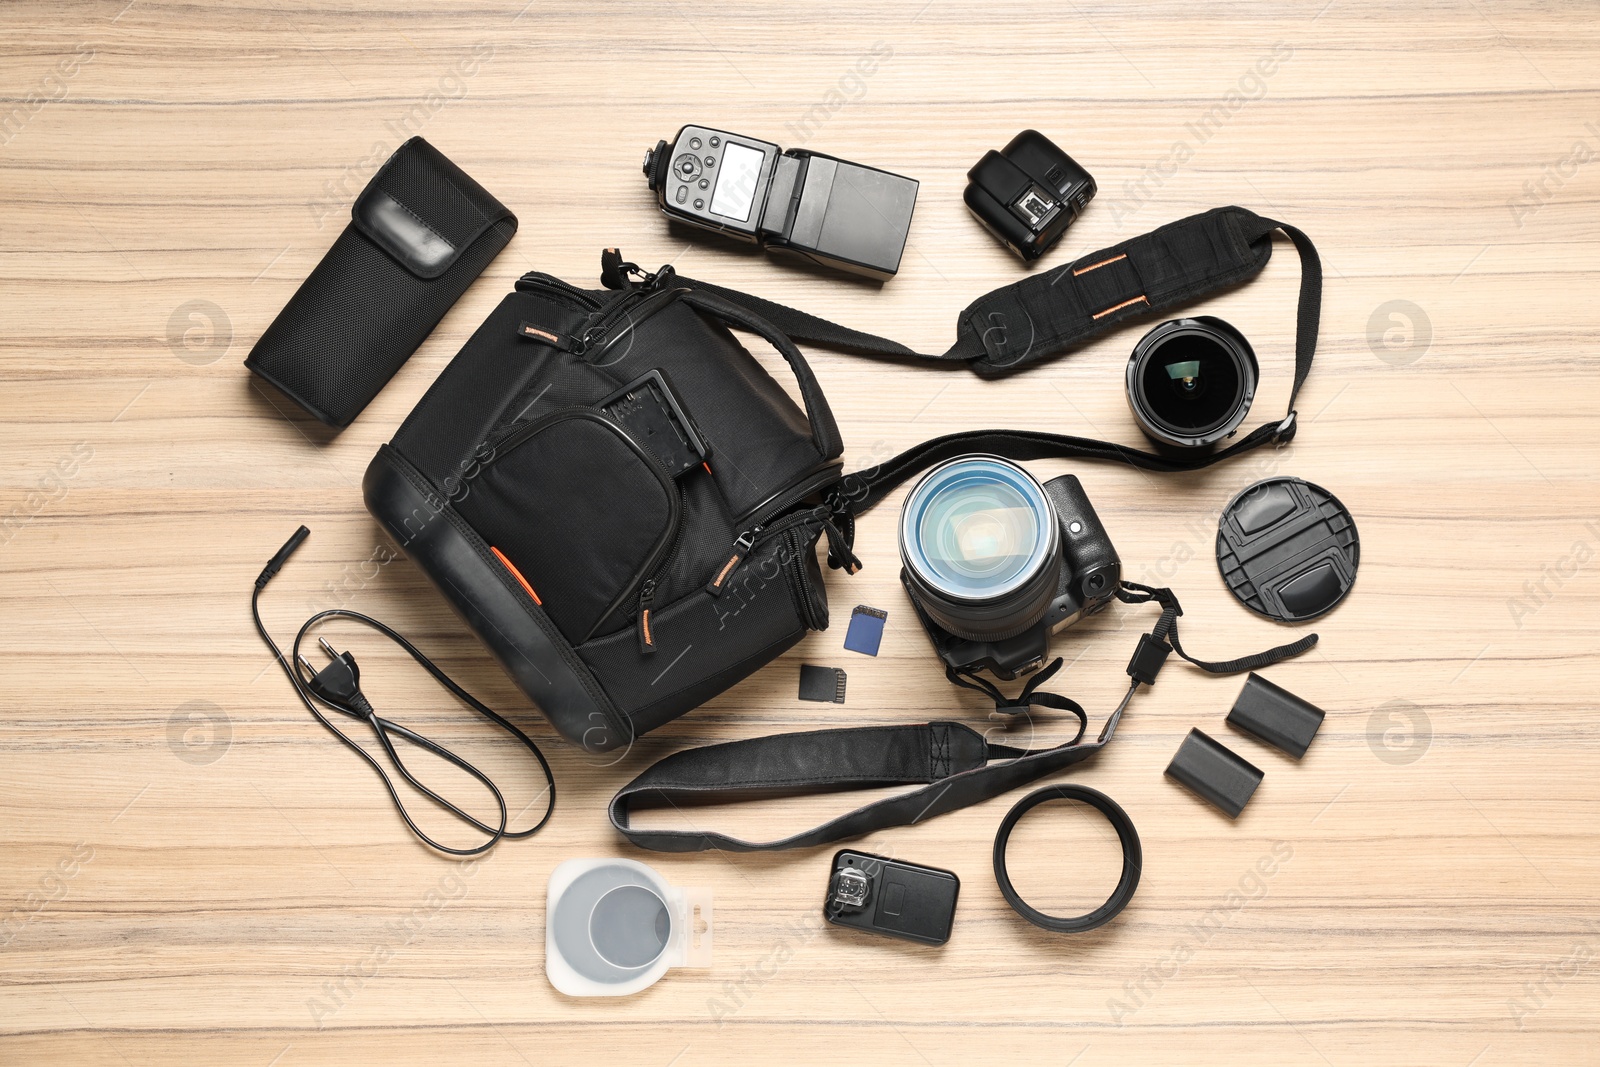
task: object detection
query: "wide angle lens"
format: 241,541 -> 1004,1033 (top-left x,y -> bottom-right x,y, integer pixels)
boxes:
1125,317 -> 1259,451
899,456 -> 1060,642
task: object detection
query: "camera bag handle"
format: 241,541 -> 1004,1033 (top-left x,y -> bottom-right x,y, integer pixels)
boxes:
602,205 -> 1319,510
609,581 -> 1314,853
674,287 -> 844,462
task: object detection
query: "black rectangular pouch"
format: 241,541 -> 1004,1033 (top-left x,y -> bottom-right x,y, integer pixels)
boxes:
245,137 -> 517,428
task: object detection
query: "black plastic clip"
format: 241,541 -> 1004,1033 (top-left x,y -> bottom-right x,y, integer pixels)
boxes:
599,248 -> 671,291
1126,633 -> 1172,685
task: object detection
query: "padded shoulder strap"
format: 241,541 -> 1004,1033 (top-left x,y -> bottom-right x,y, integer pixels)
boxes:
955,206 -> 1304,378
605,205 -> 1318,382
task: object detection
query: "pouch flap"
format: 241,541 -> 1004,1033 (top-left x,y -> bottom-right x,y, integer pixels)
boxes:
351,137 -> 516,280
457,410 -> 680,644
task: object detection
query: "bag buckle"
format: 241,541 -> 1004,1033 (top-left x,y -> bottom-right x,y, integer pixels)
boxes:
988,702 -> 1033,722
600,247 -> 674,291
1271,409 -> 1298,444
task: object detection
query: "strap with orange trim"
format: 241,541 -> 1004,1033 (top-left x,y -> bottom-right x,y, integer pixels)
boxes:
618,205 -> 1317,386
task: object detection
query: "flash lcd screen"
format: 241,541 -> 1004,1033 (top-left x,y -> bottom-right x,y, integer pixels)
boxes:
711,141 -> 763,221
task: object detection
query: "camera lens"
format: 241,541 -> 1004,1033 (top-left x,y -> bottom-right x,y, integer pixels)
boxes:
1125,317 -> 1258,451
900,456 -> 1060,642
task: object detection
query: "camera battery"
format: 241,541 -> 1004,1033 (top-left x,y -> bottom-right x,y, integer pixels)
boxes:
1226,673 -> 1326,759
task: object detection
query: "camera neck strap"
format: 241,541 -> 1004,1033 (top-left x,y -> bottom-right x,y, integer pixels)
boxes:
608,581 -> 1315,853
603,204 -> 1316,383
609,690 -> 1119,854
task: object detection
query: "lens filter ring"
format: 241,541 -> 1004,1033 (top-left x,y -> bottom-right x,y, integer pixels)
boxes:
992,784 -> 1142,934
1126,316 -> 1258,451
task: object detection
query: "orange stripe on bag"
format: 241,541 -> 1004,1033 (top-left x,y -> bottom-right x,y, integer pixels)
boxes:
491,546 -> 542,605
711,553 -> 740,589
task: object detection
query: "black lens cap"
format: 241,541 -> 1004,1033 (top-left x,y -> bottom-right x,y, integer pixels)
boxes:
1216,477 -> 1358,623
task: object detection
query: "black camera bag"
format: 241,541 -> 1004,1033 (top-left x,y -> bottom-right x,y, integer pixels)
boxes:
364,206 -> 1321,760
363,268 -> 851,753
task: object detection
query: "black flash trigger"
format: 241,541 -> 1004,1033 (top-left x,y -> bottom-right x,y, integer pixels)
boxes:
965,129 -> 1096,261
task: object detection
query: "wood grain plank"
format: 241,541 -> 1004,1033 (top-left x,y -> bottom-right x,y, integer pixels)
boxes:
2,0 -> 1598,1063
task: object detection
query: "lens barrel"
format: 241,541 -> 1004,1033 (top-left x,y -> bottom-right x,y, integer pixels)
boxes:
899,456 -> 1061,643
1125,316 -> 1258,451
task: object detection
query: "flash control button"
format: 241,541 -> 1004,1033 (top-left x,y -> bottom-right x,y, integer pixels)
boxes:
673,152 -> 702,181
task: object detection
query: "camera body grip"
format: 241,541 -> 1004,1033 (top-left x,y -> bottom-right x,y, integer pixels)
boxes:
1043,473 -> 1121,607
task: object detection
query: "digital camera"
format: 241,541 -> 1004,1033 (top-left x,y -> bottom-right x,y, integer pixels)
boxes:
898,457 -> 1120,680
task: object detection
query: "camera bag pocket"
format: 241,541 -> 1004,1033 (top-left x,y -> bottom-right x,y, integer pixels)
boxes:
455,409 -> 682,646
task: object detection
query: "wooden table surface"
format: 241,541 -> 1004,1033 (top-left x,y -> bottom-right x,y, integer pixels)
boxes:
4,1 -> 1598,1063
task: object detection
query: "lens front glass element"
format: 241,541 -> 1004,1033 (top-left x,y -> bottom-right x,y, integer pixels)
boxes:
1138,333 -> 1243,436
903,458 -> 1053,600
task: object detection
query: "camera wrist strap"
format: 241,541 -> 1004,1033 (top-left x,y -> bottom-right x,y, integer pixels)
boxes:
608,582 -> 1314,853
